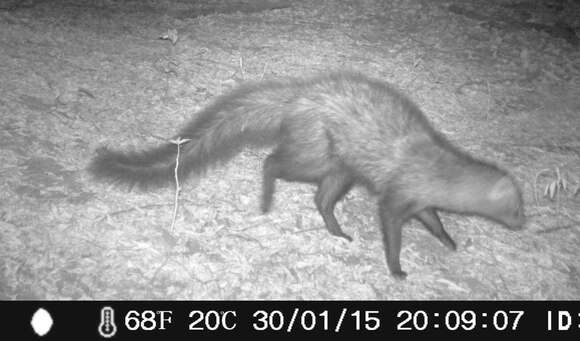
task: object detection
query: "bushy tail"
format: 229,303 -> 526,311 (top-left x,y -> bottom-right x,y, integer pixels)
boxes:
89,89 -> 287,189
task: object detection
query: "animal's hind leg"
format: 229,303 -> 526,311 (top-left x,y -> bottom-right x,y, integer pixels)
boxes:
314,169 -> 354,241
414,209 -> 456,251
261,152 -> 281,213
261,146 -> 318,213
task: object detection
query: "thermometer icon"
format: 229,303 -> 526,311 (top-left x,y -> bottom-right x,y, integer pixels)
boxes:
98,306 -> 117,338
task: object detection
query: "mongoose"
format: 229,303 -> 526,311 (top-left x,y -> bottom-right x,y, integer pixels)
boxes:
89,71 -> 525,278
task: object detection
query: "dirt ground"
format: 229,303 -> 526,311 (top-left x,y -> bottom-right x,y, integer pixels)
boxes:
1,0 -> 579,300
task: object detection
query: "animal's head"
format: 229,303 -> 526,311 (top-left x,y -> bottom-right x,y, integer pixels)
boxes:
484,176 -> 525,230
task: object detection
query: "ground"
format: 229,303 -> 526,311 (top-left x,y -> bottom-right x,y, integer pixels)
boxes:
1,0 -> 579,300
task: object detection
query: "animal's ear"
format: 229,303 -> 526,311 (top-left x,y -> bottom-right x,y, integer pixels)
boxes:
488,176 -> 516,201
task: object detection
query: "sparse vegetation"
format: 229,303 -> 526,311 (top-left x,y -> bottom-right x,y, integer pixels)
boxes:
1,0 -> 579,299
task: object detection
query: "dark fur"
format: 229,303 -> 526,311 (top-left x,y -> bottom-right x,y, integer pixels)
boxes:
89,71 -> 525,279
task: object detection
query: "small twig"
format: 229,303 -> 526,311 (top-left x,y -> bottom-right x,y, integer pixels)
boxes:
97,203 -> 174,223
239,55 -> 246,80
260,62 -> 268,81
533,168 -> 552,207
169,137 -> 191,232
